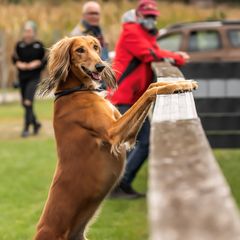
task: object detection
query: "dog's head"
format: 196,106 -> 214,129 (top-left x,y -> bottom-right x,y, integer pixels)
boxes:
38,36 -> 116,96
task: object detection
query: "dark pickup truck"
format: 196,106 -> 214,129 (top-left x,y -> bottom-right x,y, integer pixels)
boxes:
158,20 -> 240,148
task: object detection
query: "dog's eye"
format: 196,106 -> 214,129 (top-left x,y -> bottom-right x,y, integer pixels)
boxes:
93,45 -> 99,51
76,47 -> 85,53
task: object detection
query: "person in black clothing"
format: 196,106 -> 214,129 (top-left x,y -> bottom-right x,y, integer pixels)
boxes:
12,21 -> 46,137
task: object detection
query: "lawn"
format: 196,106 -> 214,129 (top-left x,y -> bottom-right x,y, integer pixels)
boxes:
0,99 -> 239,240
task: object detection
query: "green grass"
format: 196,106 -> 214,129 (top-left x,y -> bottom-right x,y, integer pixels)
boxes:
0,100 -> 239,239
0,98 -> 53,121
0,136 -> 148,240
215,149 -> 240,207
0,138 -> 56,240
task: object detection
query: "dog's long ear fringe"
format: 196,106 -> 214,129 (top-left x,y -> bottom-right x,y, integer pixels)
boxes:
38,37 -> 73,96
101,62 -> 117,90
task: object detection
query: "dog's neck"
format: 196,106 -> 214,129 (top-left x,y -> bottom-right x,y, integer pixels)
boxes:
56,70 -> 98,92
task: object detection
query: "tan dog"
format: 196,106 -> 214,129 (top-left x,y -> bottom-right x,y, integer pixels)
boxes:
34,36 -> 197,240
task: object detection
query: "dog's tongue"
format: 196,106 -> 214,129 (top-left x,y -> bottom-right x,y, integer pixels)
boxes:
91,72 -> 101,81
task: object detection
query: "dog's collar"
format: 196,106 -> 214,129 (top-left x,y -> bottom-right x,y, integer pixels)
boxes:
54,84 -> 104,101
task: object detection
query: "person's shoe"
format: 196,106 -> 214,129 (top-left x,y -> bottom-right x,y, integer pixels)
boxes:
109,184 -> 145,199
21,130 -> 30,138
33,122 -> 42,135
120,183 -> 146,198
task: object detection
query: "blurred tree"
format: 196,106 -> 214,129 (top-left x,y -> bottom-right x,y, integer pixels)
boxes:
2,0 -> 240,4
189,0 -> 214,7
189,0 -> 213,4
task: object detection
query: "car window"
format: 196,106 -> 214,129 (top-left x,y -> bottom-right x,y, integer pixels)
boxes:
228,29 -> 240,47
188,30 -> 221,52
157,33 -> 182,51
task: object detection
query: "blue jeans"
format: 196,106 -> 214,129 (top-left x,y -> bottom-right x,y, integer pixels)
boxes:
117,105 -> 150,186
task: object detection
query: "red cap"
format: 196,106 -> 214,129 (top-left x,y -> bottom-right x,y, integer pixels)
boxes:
136,0 -> 160,16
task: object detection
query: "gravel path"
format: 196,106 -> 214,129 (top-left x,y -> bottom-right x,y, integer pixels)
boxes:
0,91 -> 20,103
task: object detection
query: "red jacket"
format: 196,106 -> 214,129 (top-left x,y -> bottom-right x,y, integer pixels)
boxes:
109,23 -> 186,105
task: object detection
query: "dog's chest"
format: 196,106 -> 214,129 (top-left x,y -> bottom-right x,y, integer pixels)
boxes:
105,100 -> 117,118
94,92 -> 117,120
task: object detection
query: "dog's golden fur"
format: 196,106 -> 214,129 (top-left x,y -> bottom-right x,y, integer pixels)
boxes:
34,36 -> 197,240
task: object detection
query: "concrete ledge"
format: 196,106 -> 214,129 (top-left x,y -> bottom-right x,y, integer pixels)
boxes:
149,119 -> 240,240
152,90 -> 197,122
148,62 -> 240,240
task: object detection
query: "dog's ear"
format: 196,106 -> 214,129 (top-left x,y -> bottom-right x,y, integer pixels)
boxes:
38,37 -> 74,96
101,62 -> 117,90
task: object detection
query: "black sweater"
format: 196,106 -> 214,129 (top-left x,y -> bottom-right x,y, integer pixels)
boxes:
12,40 -> 47,80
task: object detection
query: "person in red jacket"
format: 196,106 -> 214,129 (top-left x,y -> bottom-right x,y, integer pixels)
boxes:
109,0 -> 189,198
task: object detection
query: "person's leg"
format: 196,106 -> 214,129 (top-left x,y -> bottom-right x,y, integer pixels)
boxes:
120,117 -> 150,186
117,104 -> 131,116
19,79 -> 30,137
28,77 -> 42,134
110,104 -> 150,198
22,77 -> 41,136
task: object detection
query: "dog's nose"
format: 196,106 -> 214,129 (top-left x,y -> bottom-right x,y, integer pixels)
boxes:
95,63 -> 105,73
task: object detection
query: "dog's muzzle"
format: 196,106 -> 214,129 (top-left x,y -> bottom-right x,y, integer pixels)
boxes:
95,63 -> 105,73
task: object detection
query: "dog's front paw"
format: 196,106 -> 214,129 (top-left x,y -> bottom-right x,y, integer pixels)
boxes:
172,80 -> 198,93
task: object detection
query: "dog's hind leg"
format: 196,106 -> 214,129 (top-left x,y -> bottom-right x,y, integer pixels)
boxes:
34,226 -> 59,240
68,227 -> 88,240
69,203 -> 102,240
68,233 -> 84,240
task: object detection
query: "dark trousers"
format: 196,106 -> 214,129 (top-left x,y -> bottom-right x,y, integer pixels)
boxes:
117,104 -> 150,186
19,77 -> 39,130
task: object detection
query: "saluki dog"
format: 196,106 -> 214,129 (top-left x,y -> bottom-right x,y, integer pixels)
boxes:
34,36 -> 197,240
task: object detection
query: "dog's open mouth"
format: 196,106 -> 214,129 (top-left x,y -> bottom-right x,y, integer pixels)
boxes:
81,66 -> 101,81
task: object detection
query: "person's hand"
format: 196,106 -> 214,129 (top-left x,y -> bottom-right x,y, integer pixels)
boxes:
16,61 -> 28,70
27,60 -> 42,70
176,51 -> 190,62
